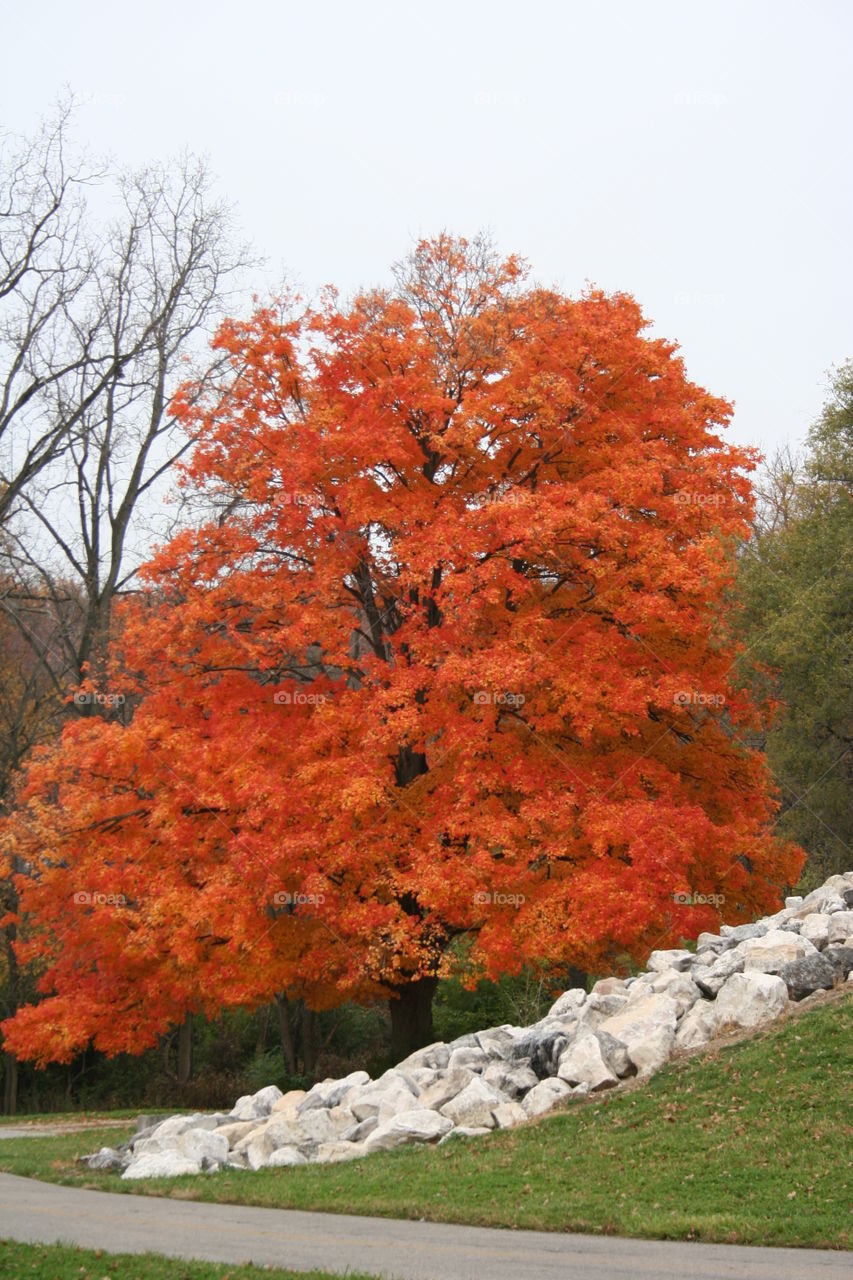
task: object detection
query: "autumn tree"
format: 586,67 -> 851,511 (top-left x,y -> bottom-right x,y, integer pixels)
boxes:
2,235 -> 803,1064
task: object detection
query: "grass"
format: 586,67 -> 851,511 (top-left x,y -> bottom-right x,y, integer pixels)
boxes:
0,1108 -> 153,1126
0,1240 -> 378,1279
0,992 -> 849,1250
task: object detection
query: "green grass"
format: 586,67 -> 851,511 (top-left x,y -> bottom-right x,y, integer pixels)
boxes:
0,1108 -> 158,1126
0,993 -> 850,1250
0,1240 -> 377,1279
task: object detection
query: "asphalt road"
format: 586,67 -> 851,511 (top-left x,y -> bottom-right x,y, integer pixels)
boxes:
0,1173 -> 849,1279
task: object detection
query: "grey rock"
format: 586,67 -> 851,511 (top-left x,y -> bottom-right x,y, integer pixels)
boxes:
646,948 -> 695,973
440,1077 -> 506,1128
416,1068 -> 474,1112
82,1146 -> 129,1172
778,952 -> 838,1001
824,944 -> 853,978
547,988 -> 587,1017
365,1108 -> 453,1152
396,1041 -> 451,1071
265,1145 -> 308,1167
482,1061 -> 539,1099
447,1046 -> 489,1073
520,1077 -> 572,1118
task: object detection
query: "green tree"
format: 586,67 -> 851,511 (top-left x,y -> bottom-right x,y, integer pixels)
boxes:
737,363 -> 853,888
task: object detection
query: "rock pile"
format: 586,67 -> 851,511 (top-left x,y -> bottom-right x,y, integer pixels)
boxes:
85,872 -> 853,1179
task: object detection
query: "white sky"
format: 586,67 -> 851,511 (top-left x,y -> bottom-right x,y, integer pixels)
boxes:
4,0 -> 851,461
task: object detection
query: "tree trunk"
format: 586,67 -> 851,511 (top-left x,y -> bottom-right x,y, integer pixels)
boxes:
176,1012 -> 193,1085
2,1052 -> 18,1116
301,1005 -> 316,1076
275,994 -> 297,1075
389,977 -> 438,1061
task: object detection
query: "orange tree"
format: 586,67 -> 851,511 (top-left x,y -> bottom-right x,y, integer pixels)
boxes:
1,236 -> 803,1063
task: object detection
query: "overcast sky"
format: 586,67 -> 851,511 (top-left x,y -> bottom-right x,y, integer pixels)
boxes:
3,0 -> 851,460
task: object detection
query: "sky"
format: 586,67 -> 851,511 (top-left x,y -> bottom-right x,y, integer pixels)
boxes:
3,0 -> 851,461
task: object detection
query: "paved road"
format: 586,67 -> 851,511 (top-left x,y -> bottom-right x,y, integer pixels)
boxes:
0,1173 -> 848,1279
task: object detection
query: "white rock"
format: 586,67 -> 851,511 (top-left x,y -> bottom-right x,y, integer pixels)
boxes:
364,1108 -> 453,1152
447,1046 -> 489,1073
265,1145 -> 308,1167
715,971 -> 788,1030
270,1089 -> 307,1116
646,949 -> 695,973
178,1129 -> 229,1168
675,999 -> 719,1049
122,1151 -> 201,1180
229,1085 -> 283,1121
827,911 -> 853,943
396,1041 -> 451,1071
799,914 -> 831,948
350,1080 -> 417,1124
315,1140 -> 369,1163
557,1030 -> 618,1091
590,977 -> 628,997
417,1069 -> 474,1112
215,1120 -> 259,1147
628,1025 -> 676,1077
491,1101 -> 528,1128
520,1077 -> 572,1117
547,988 -> 587,1017
740,929 -> 817,974
440,1077 -> 506,1128
646,970 -> 702,1017
597,993 -> 679,1054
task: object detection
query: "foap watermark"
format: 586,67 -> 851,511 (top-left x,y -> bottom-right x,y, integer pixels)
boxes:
73,690 -> 126,708
673,490 -> 725,507
473,889 -> 526,908
273,890 -> 326,907
279,490 -> 312,506
472,690 -> 525,708
673,89 -> 726,109
672,891 -> 725,907
673,690 -> 726,708
273,690 -> 330,706
73,890 -> 126,907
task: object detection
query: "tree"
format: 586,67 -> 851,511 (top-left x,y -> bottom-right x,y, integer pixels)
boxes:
0,103 -> 252,1107
736,362 -> 853,887
1,235 -> 803,1064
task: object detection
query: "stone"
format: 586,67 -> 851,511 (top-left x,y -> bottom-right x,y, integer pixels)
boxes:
229,1085 -> 283,1121
512,1018 -> 577,1077
778,952 -> 838,1001
628,1025 -> 676,1076
265,1145 -> 308,1167
827,911 -> 853,944
740,929 -> 818,974
298,1071 -> 370,1112
397,1041 -> 451,1072
122,1150 -> 201,1179
646,948 -> 695,973
785,896 -> 803,910
416,1068 -> 474,1112
547,988 -> 587,1017
148,1113 -> 218,1142
447,1046 -> 489,1073
693,948 -> 745,996
577,993 -> 628,1028
824,944 -> 853,978
714,971 -> 788,1030
270,1089 -> 307,1115
789,886 -> 846,918
843,888 -> 853,908
178,1129 -> 229,1169
315,1140 -> 368,1164
476,1027 -> 520,1058
520,1077 -> 572,1118
799,914 -> 831,948
595,1030 -> 632,1077
438,1125 -> 493,1144
482,1061 -> 539,1098
719,921 -> 769,942
491,1101 -> 528,1128
440,1077 -> 506,1128
646,970 -> 702,1017
340,1116 -> 379,1143
327,1105 -> 357,1135
364,1108 -> 453,1152
214,1121 -> 259,1147
350,1080 -> 417,1124
696,932 -> 734,953
82,1146 -> 129,1172
556,1029 -> 618,1091
590,977 -> 628,997
675,998 -> 718,1049
597,993 -> 679,1054
245,1139 -> 270,1170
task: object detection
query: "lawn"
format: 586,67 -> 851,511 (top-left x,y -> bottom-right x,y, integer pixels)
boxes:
0,1240 -> 377,1280
0,992 -> 849,1250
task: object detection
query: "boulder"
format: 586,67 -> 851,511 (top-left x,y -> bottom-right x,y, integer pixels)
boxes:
447,1046 -> 489,1073
595,1030 -> 632,1078
740,929 -> 818,974
298,1071 -> 370,1112
778,952 -> 838,1001
122,1150 -> 200,1180
214,1120 -> 259,1147
315,1140 -> 369,1163
396,1041 -> 451,1072
476,1027 -> 520,1058
590,977 -> 628,997
799,914 -> 831,949
229,1085 -> 283,1121
350,1079 -> 417,1124
714,971 -> 788,1030
693,948 -> 745,996
438,1125 -> 492,1144
646,970 -> 702,1017
82,1146 -> 129,1172
597,993 -> 679,1055
491,1101 -> 528,1128
547,988 -> 587,1017
719,921 -> 769,943
265,1145 -> 308,1167
416,1068 -> 474,1112
824,944 -> 853,978
440,1077 -> 506,1128
364,1108 -> 453,1152
646,948 -> 695,973
520,1077 -> 572,1118
675,999 -> 718,1049
339,1116 -> 379,1143
557,1030 -> 618,1091
696,932 -> 733,953
577,993 -> 628,1029
482,1061 -> 539,1098
628,1025 -> 676,1077
827,911 -> 853,943
178,1129 -> 229,1169
512,1019 -> 577,1077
